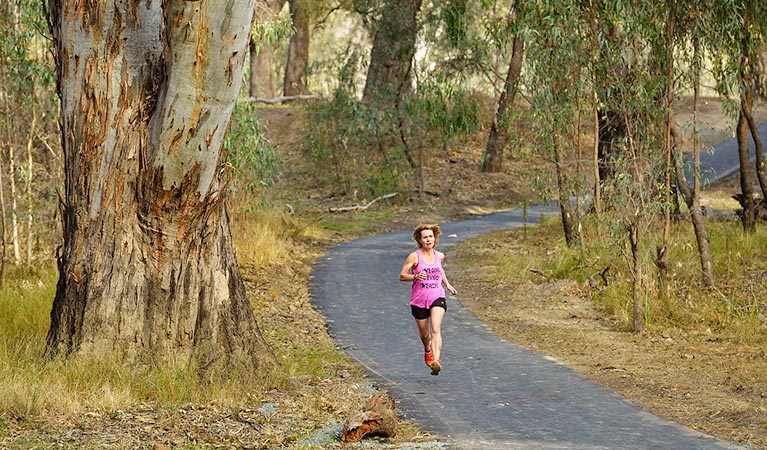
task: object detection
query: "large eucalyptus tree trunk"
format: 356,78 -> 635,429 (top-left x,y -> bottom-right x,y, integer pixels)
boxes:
362,0 -> 422,103
46,0 -> 275,373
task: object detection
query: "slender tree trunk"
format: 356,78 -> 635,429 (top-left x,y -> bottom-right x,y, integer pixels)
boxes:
592,105 -> 602,221
9,120 -> 19,264
656,13 -> 675,306
738,13 -> 767,199
734,15 -> 759,231
553,133 -> 576,245
672,138 -> 714,288
46,0 -> 275,373
0,146 -> 5,285
482,35 -> 524,173
736,111 -> 757,232
741,78 -> 766,199
674,43 -> 714,288
25,88 -> 37,265
587,2 -> 602,221
629,217 -> 644,332
283,0 -> 310,96
574,85 -> 586,259
0,51 -> 10,283
0,168 -> 4,285
362,0 -> 422,104
249,0 -> 287,98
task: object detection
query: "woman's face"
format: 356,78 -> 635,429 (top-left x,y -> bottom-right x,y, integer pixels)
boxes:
419,229 -> 435,249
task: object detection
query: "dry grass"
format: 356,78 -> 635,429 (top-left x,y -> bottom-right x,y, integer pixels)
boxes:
0,208 -> 435,449
451,217 -> 767,448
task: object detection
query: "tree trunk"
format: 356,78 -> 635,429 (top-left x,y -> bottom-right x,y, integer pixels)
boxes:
249,0 -> 287,98
283,0 -> 310,96
362,0 -> 422,104
740,71 -> 766,199
629,218 -> 644,333
735,111 -> 757,232
46,0 -> 275,374
482,35 -> 524,173
553,133 -> 576,246
25,96 -> 36,265
656,13 -> 674,307
673,47 -> 713,288
672,136 -> 714,288
0,142 -> 5,285
587,3 -> 601,221
250,40 -> 277,99
9,117 -> 19,264
0,53 -> 10,284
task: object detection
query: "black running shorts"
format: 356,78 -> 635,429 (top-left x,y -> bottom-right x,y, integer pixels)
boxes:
410,297 -> 447,320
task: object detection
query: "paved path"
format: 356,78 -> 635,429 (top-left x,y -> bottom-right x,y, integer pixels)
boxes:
310,126 -> 764,449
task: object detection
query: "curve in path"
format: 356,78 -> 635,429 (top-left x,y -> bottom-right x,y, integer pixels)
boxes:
310,126 -> 764,449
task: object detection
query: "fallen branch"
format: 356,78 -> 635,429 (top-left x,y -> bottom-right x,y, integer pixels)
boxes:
529,268 -> 550,279
588,266 -> 610,287
237,95 -> 320,104
329,193 -> 397,213
341,390 -> 397,442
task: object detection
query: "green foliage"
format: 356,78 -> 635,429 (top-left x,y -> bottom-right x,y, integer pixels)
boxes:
0,1 -> 60,265
223,102 -> 281,200
303,51 -> 481,199
250,7 -> 295,54
442,0 -> 469,47
402,78 -> 481,149
477,216 -> 767,334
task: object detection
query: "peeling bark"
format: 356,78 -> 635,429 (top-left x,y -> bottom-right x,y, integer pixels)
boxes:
46,0 -> 275,373
362,0 -> 422,104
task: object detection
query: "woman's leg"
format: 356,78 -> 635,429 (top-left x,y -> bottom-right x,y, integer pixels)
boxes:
429,306 -> 445,362
415,318 -> 431,351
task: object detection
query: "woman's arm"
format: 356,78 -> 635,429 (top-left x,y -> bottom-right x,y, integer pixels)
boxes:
400,252 -> 420,282
440,252 -> 458,295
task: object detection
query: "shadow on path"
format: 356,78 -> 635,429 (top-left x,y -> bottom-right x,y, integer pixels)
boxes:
309,125 -> 764,449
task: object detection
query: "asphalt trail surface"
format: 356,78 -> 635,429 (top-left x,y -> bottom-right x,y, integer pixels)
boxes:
310,127 -> 764,449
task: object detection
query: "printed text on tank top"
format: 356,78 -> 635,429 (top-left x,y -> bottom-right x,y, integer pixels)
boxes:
409,249 -> 446,309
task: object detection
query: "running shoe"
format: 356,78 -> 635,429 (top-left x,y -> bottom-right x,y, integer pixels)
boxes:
430,360 -> 442,376
424,349 -> 434,367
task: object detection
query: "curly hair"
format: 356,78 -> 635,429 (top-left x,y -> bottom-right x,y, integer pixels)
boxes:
412,223 -> 442,249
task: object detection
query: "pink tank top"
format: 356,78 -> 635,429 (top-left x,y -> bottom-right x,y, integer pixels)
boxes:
410,249 -> 446,309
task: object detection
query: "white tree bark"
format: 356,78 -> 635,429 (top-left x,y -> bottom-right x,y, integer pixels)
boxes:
46,0 -> 275,372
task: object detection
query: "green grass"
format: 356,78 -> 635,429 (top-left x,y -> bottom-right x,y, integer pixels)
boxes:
319,208 -> 395,235
468,215 -> 767,335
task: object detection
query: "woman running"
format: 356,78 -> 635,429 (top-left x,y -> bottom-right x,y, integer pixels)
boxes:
399,224 -> 457,375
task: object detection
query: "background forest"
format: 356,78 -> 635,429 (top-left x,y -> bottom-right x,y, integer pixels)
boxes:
1,0 -> 766,448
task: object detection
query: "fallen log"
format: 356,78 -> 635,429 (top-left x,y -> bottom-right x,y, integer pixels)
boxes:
237,94 -> 321,104
341,390 -> 397,442
329,192 -> 397,213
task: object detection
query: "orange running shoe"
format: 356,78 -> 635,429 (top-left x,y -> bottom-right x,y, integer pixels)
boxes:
424,349 -> 434,367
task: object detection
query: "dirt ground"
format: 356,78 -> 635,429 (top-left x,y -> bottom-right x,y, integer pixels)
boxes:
258,97 -> 767,449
